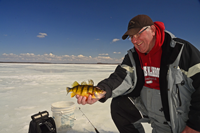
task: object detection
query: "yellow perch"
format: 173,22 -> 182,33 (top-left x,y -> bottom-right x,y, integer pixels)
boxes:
66,80 -> 105,99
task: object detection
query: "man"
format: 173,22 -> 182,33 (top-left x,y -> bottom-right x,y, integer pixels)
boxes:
76,15 -> 200,133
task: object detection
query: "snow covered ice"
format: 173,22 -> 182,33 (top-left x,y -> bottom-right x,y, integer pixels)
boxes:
0,63 -> 152,133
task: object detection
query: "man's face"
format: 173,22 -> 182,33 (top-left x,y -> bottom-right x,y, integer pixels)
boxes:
130,26 -> 156,54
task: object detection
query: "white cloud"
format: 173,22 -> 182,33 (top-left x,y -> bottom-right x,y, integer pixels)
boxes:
112,38 -> 120,43
20,53 -> 35,56
1,53 -> 122,64
49,53 -> 55,57
63,55 -> 70,57
97,56 -> 111,59
37,33 -> 47,38
78,55 -> 85,58
3,53 -> 18,57
99,53 -> 108,56
113,52 -> 121,54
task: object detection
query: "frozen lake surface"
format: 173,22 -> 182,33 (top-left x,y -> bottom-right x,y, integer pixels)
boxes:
0,63 -> 152,133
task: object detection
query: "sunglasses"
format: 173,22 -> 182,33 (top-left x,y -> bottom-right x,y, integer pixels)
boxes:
128,26 -> 149,40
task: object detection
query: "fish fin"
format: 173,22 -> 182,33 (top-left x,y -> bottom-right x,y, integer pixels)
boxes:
93,92 -> 98,98
94,90 -> 106,99
87,92 -> 93,95
72,81 -> 79,87
81,81 -> 87,85
71,93 -> 76,97
88,79 -> 94,86
91,95 -> 96,99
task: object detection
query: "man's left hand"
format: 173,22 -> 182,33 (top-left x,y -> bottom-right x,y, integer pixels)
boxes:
181,126 -> 200,133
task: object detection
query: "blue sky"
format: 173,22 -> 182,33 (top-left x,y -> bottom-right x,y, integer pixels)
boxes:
0,0 -> 200,63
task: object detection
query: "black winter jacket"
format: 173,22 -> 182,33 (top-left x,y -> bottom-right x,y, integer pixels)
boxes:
97,32 -> 200,131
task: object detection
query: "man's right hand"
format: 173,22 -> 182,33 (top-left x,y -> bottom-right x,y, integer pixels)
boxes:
76,94 -> 100,105
76,90 -> 106,105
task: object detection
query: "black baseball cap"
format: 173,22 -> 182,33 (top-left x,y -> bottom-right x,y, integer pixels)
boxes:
122,15 -> 154,40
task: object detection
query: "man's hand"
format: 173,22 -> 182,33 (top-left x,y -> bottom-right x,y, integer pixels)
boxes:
76,90 -> 106,105
182,126 -> 200,133
76,94 -> 99,105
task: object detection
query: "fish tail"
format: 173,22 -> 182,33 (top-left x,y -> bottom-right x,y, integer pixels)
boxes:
66,87 -> 71,94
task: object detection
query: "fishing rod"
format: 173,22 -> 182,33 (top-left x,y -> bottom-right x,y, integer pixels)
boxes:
79,107 -> 100,133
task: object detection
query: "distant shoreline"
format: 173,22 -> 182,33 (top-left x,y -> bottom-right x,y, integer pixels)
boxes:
0,61 -> 120,65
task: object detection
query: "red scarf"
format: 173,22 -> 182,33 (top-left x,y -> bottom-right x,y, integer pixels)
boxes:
136,21 -> 165,90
